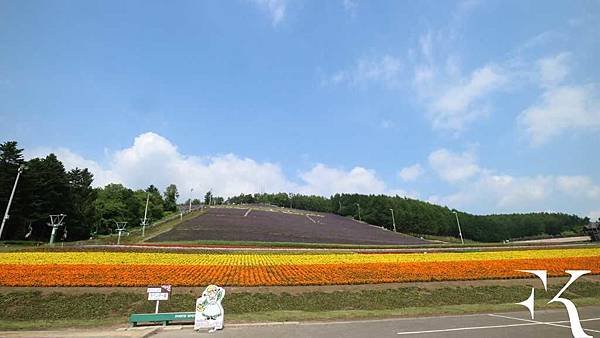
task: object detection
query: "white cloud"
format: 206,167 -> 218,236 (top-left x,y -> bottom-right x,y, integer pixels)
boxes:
406,3 -> 507,133
398,164 -> 424,182
556,175 -> 600,199
438,172 -> 600,214
26,132 -> 409,200
414,66 -> 434,86
24,147 -> 119,187
589,211 -> 600,221
420,64 -> 506,132
518,84 -> 600,145
380,120 -> 394,129
518,52 -> 600,145
250,0 -> 286,26
462,174 -> 552,208
432,66 -> 505,114
342,0 -> 358,16
327,55 -> 402,87
538,53 -> 569,87
428,148 -> 480,183
325,0 -> 504,133
456,0 -> 480,14
427,148 -> 600,216
419,32 -> 434,64
299,164 -> 387,196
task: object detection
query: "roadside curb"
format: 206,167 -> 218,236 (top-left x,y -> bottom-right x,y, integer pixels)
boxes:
140,327 -> 160,337
1,326 -> 160,338
129,321 -> 302,332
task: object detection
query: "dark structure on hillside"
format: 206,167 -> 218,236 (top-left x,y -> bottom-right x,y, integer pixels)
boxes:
584,222 -> 600,241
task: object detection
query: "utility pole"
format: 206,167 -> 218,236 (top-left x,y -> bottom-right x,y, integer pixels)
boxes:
453,211 -> 464,245
189,188 -> 193,213
356,203 -> 361,221
390,208 -> 396,232
141,193 -> 150,237
338,200 -> 342,214
0,164 -> 26,240
47,214 -> 66,245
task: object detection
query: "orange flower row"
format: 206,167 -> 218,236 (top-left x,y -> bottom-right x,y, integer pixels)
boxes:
2,256 -> 598,287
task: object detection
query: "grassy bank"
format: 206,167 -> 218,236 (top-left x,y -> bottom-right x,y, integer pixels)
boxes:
2,281 -> 599,330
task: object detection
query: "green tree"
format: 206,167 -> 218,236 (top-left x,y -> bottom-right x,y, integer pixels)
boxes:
66,168 -> 97,240
225,192 -> 588,242
21,154 -> 73,241
95,184 -> 140,234
0,141 -> 26,240
144,185 -> 165,220
163,184 -> 179,211
204,191 -> 213,205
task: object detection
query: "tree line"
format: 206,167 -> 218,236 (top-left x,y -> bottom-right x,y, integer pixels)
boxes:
227,193 -> 589,242
0,141 -> 182,242
1,140 -> 590,243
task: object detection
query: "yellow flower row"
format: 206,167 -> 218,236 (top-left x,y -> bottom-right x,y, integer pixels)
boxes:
1,248 -> 598,266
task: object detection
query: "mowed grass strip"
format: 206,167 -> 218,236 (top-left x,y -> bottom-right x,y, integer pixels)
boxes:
1,281 -> 599,330
1,247 -> 599,266
1,256 -> 598,287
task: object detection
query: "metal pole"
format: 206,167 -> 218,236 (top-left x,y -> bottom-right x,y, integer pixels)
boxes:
49,226 -> 58,245
189,188 -> 193,213
453,211 -> 464,245
142,193 -> 149,237
115,221 -> 126,245
48,214 -> 65,245
0,165 -> 25,240
390,209 -> 396,232
155,300 -> 160,314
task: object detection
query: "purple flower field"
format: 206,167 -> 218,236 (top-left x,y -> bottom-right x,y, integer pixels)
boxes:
149,207 -> 430,245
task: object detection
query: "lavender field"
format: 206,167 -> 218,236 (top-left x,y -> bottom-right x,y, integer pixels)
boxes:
149,207 -> 430,245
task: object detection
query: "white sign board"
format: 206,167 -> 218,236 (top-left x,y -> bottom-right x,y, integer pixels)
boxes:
194,285 -> 225,332
148,292 -> 169,301
147,284 -> 172,313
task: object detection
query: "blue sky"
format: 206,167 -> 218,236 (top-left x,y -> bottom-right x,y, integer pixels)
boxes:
1,0 -> 599,218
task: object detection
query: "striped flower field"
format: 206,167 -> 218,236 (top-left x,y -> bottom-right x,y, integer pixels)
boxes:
1,248 -> 598,287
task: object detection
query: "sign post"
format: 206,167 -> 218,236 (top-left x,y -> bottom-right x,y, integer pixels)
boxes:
147,285 -> 171,314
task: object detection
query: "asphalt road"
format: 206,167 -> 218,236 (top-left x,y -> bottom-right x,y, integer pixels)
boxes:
155,306 -> 600,338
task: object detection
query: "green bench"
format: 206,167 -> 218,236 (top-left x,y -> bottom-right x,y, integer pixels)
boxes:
129,312 -> 195,327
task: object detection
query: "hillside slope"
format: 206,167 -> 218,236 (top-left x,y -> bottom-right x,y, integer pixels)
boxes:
148,206 -> 429,245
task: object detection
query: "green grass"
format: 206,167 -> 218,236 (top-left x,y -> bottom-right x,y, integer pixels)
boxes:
2,281 -> 599,330
137,238 -> 599,251
144,239 -> 425,249
21,210 -> 207,248
417,234 -> 480,244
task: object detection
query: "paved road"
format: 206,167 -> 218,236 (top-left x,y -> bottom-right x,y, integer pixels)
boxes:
155,306 -> 600,338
